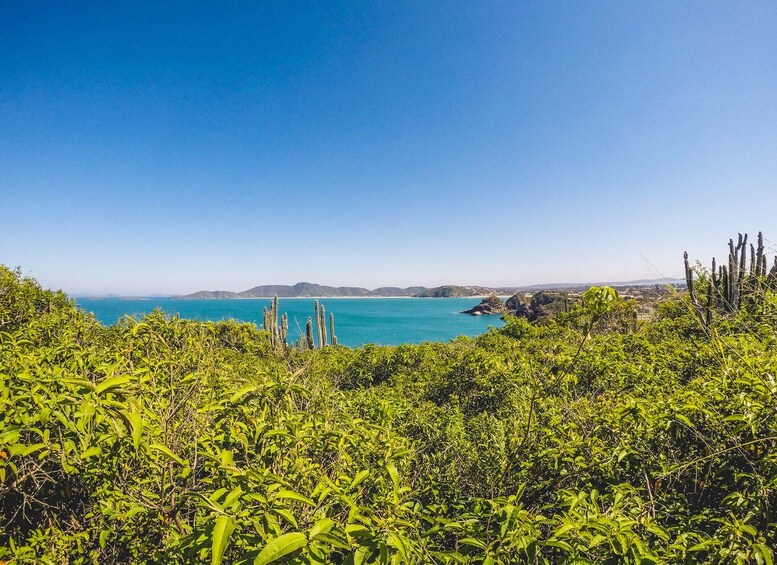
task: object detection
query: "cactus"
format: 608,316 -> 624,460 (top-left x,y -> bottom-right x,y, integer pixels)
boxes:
770,257 -> 777,291
262,296 -> 288,352
757,232 -> 767,277
306,317 -> 314,349
683,251 -> 706,323
317,300 -> 328,348
275,297 -> 281,347
276,299 -> 338,351
309,299 -> 336,348
684,252 -> 698,307
685,232 -> 774,323
320,304 -> 328,347
314,300 -> 319,346
329,312 -> 337,346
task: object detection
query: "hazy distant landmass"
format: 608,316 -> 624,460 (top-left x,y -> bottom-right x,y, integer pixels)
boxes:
177,282 -> 424,299
174,278 -> 683,299
517,277 -> 683,291
181,290 -> 239,299
414,285 -> 519,297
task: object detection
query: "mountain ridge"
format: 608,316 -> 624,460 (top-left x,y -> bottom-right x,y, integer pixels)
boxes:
173,278 -> 683,299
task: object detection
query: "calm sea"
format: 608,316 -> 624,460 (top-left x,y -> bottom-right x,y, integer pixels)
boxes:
74,297 -> 505,347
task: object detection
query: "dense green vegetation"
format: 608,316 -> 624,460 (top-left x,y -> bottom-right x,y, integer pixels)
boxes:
1,250 -> 776,563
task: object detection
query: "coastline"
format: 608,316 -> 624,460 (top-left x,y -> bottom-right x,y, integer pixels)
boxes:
169,295 -> 513,300
80,295 -> 515,301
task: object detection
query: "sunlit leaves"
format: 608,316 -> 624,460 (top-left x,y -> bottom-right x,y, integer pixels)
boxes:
1,263 -> 777,563
252,532 -> 306,565
211,515 -> 235,565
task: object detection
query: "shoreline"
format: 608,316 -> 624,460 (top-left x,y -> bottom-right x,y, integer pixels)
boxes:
78,295 -> 514,302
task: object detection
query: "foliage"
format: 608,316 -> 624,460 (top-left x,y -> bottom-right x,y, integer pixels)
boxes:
1,264 -> 776,563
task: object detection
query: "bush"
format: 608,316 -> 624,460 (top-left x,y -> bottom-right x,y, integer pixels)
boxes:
1,266 -> 776,563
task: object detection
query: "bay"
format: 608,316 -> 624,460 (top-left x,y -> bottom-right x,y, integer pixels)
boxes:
74,297 -> 505,347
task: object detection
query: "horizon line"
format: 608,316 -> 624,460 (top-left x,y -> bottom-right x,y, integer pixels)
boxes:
69,275 -> 685,298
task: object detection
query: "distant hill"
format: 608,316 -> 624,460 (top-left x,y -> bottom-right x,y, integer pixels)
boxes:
237,283 -> 371,298
415,286 -> 486,297
515,277 -> 684,291
181,290 -> 238,300
369,286 -> 429,297
177,284 -> 436,299
174,278 -> 681,299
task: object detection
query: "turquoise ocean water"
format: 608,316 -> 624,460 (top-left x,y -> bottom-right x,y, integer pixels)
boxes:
74,297 -> 505,347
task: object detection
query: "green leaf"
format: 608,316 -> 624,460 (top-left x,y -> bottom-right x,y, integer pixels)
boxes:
755,543 -> 774,565
275,489 -> 314,505
312,532 -> 350,551
223,486 -> 243,509
212,515 -> 235,565
253,532 -> 307,565
81,446 -> 102,459
126,410 -> 143,450
740,524 -> 758,537
209,488 -> 229,503
22,443 -> 46,456
675,414 -> 694,428
386,533 -> 408,561
272,508 -> 298,528
352,545 -> 370,565
350,470 -> 370,490
544,539 -> 574,552
95,374 -> 133,395
385,462 -> 400,489
645,522 -> 670,542
309,518 -> 335,539
125,505 -> 146,518
60,378 -> 96,392
459,537 -> 487,550
230,384 -> 258,404
148,443 -> 186,465
689,540 -> 713,552
588,534 -> 606,548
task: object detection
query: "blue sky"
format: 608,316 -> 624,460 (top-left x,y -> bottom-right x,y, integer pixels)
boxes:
2,1 -> 776,295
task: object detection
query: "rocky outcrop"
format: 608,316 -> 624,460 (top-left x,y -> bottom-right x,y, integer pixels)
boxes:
504,291 -> 573,321
505,293 -> 530,317
461,295 -> 506,315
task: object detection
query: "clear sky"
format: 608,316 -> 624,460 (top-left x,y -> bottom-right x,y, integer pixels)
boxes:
2,1 -> 776,295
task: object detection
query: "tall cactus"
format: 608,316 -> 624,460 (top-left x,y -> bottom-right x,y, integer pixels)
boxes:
321,304 -> 328,347
276,298 -> 281,346
263,296 -> 287,352
684,252 -> 698,309
685,232 -> 775,324
306,317 -> 314,349
280,313 -> 288,345
310,299 -> 336,348
279,299 -> 339,351
314,300 -> 326,349
314,300 -> 320,348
